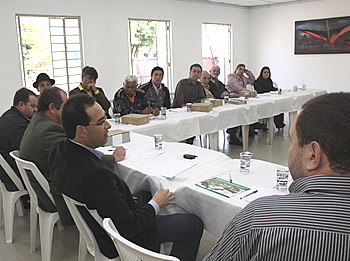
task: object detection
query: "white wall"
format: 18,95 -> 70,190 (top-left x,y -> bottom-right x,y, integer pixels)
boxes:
248,0 -> 350,92
0,0 -> 249,113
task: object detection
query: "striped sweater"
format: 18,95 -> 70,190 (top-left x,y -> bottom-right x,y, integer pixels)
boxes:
204,175 -> 350,261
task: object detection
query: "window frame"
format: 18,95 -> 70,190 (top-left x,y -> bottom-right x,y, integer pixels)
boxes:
16,14 -> 84,92
128,18 -> 173,91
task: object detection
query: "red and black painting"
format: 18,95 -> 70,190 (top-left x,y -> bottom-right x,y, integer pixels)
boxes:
295,16 -> 350,54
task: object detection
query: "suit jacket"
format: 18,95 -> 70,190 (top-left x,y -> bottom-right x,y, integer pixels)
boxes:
209,76 -> 228,99
20,112 -> 66,181
69,86 -> 111,118
49,139 -> 159,258
0,106 -> 29,191
19,112 -> 75,225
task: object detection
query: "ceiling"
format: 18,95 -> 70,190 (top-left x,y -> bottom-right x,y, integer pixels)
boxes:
173,0 -> 313,7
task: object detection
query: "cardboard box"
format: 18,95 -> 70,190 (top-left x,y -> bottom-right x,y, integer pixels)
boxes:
121,114 -> 149,125
214,99 -> 223,107
192,103 -> 212,112
105,129 -> 131,146
202,99 -> 223,107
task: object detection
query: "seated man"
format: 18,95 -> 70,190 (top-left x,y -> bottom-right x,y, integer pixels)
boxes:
139,66 -> 171,109
113,75 -> 158,116
19,87 -> 73,224
0,88 -> 37,191
205,93 -> 350,261
208,65 -> 229,99
69,66 -> 111,118
200,70 -> 214,99
49,94 -> 204,261
172,63 -> 205,108
33,73 -> 55,94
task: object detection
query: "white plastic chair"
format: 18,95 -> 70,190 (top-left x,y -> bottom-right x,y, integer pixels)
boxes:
10,150 -> 63,261
103,218 -> 180,261
62,194 -> 119,261
0,153 -> 27,243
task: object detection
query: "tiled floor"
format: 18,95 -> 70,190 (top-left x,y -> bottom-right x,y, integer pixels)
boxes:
0,124 -> 291,261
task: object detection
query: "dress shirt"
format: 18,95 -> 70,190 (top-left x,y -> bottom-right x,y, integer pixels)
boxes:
172,78 -> 205,108
205,175 -> 350,261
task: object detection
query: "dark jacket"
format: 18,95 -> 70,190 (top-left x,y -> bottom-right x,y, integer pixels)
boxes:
49,139 -> 159,258
113,88 -> 146,116
70,86 -> 111,118
254,77 -> 277,94
20,112 -> 74,224
208,77 -> 228,99
0,106 -> 29,191
139,80 -> 171,109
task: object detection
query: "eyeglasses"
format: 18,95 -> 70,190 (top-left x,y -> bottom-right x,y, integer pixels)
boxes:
86,116 -> 108,127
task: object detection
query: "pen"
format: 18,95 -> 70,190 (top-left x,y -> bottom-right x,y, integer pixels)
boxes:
229,173 -> 232,183
240,190 -> 258,200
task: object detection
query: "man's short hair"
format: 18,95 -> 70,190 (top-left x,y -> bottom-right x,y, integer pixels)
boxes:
38,87 -> 65,112
62,94 -> 96,139
296,92 -> 350,174
124,75 -> 138,85
151,66 -> 164,76
190,63 -> 202,72
13,88 -> 37,106
82,66 -> 98,80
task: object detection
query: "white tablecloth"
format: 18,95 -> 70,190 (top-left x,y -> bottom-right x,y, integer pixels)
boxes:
108,89 -> 326,143
98,132 -> 290,238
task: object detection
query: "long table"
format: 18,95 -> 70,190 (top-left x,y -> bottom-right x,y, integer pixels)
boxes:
98,132 -> 290,238
109,89 -> 326,151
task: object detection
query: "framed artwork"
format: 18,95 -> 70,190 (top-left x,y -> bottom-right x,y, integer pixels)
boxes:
295,16 -> 350,54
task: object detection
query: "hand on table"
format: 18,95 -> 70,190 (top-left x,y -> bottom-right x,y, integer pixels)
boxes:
113,146 -> 126,162
152,188 -> 175,208
153,108 -> 160,116
142,107 -> 153,114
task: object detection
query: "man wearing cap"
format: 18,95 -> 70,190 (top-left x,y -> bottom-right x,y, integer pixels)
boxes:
0,88 -> 37,191
33,73 -> 55,94
69,66 -> 111,118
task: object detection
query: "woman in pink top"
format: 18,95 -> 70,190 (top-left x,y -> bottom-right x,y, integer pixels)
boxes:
227,64 -> 255,95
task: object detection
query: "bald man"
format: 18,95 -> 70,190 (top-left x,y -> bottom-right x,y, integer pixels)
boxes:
200,71 -> 214,99
208,65 -> 229,99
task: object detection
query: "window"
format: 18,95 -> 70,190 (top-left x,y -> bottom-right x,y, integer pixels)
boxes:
202,23 -> 232,84
16,15 -> 83,93
128,19 -> 172,91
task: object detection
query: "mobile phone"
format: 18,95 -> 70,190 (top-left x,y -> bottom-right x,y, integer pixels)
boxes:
183,154 -> 197,159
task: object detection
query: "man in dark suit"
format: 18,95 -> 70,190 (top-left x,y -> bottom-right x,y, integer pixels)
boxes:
208,65 -> 229,99
49,94 -> 203,260
69,66 -> 111,118
20,87 -> 74,224
0,88 -> 37,191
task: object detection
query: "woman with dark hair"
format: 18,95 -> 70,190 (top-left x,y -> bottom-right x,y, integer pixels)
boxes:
254,66 -> 285,129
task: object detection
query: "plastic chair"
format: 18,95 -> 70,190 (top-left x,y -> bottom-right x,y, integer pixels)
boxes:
10,150 -> 63,261
62,194 -> 119,261
103,218 -> 180,261
0,153 -> 27,243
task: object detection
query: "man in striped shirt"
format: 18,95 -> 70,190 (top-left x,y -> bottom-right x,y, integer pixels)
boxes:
205,92 -> 350,261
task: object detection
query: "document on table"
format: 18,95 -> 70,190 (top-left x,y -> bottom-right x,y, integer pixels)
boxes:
126,147 -> 163,162
147,158 -> 197,179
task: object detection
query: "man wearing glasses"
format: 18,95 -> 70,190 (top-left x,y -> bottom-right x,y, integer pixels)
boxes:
49,94 -> 203,261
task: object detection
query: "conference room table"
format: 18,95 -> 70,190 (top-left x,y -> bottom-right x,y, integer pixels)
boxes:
108,89 -> 326,151
98,132 -> 291,239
